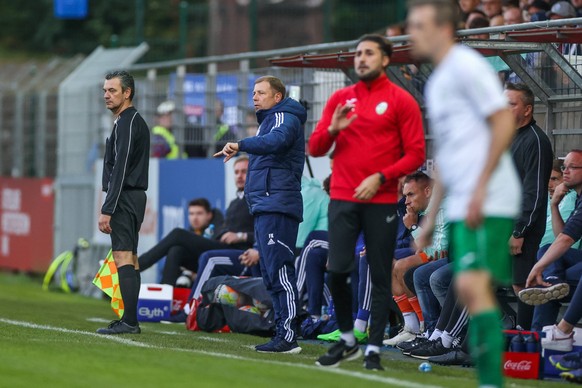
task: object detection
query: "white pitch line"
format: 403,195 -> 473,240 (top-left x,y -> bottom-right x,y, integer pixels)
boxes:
198,336 -> 229,343
0,317 -> 443,388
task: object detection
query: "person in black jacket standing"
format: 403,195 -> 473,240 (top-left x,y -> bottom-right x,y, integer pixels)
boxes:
97,70 -> 150,335
506,82 -> 553,330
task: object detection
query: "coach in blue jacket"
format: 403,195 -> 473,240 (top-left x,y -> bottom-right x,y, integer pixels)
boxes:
215,76 -> 307,354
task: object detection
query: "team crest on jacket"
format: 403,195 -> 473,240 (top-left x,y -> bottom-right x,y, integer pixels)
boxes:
376,102 -> 388,115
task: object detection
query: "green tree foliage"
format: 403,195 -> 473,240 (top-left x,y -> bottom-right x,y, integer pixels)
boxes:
331,0 -> 405,41
0,0 -> 207,61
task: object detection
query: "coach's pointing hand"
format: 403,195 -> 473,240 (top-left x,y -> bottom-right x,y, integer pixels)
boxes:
213,142 -> 239,163
98,214 -> 112,234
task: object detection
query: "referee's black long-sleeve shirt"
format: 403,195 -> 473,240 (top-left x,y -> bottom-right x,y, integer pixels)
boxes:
101,106 -> 150,215
510,120 -> 553,237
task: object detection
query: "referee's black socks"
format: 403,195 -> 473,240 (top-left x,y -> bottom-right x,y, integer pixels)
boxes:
118,264 -> 139,327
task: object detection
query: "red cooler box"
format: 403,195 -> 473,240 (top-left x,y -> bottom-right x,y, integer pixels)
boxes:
503,330 -> 543,380
137,284 -> 173,322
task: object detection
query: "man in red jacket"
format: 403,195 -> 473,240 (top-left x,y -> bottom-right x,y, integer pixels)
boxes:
311,34 -> 425,370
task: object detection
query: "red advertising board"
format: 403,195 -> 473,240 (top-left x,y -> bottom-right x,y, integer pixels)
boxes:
0,177 -> 54,272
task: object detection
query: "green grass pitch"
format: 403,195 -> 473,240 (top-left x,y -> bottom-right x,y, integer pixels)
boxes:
0,272 -> 567,387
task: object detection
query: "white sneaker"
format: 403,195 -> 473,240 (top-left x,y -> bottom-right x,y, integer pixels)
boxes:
383,327 -> 418,347
542,325 -> 574,352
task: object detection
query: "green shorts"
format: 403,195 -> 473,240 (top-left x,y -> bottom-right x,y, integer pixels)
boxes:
449,218 -> 514,285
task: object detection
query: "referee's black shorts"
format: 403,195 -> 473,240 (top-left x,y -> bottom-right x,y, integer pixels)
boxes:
110,190 -> 146,254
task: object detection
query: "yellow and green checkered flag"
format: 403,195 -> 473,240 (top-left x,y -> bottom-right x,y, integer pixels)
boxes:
92,250 -> 124,318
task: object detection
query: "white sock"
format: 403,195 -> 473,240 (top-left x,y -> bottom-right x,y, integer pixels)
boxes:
403,312 -> 420,333
429,329 -> 443,341
365,345 -> 380,356
354,319 -> 367,333
341,331 -> 356,347
441,331 -> 454,348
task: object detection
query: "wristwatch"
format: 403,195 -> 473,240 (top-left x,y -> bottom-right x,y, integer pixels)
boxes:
237,232 -> 244,241
378,172 -> 386,184
410,224 -> 419,232
512,231 -> 523,239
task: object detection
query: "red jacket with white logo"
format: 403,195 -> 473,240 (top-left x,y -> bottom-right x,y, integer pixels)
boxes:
309,73 -> 426,204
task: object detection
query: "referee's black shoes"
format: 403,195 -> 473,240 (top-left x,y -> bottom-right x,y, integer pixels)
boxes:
96,320 -> 141,335
316,340 -> 362,367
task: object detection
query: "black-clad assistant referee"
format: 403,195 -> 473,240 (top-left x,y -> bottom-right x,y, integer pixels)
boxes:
97,70 -> 150,335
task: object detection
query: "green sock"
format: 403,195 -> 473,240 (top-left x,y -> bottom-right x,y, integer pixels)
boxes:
469,309 -> 504,388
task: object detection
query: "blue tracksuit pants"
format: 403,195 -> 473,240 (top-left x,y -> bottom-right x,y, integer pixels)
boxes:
254,213 -> 300,343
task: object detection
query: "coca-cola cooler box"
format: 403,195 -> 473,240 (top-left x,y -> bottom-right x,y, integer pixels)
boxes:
503,330 -> 543,380
542,327 -> 582,378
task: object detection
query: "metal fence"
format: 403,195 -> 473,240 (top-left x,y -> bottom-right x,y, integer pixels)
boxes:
1,20 -> 582,255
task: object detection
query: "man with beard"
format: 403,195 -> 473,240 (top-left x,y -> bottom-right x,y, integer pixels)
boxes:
309,34 -> 425,370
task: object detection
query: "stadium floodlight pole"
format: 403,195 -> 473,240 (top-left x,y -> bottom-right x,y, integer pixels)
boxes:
125,18 -> 582,72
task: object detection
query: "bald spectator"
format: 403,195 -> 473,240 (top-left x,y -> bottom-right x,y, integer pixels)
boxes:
490,14 -> 506,26
504,6 -> 525,24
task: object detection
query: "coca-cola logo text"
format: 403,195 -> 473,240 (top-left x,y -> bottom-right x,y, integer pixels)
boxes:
504,360 -> 532,371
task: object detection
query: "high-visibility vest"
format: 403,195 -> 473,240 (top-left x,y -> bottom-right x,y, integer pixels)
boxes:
152,125 -> 181,159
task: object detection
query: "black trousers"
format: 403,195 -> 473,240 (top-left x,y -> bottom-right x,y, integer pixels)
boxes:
138,228 -> 233,284
328,200 -> 397,347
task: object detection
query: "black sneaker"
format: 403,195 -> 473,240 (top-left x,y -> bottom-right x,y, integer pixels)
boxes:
399,336 -> 430,354
316,340 -> 362,367
255,336 -> 302,354
160,310 -> 187,324
428,348 -> 473,367
363,352 -> 384,371
409,338 -> 449,360
96,320 -> 141,335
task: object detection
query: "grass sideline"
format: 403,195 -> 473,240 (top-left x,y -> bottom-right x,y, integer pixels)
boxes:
0,272 -> 566,387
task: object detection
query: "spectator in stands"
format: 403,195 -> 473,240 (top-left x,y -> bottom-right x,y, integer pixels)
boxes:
385,172 -> 450,346
526,0 -> 551,21
386,23 -> 405,37
502,0 -> 520,12
482,0 -> 505,25
459,0 -> 482,21
548,1 -> 577,20
519,150 -> 582,335
530,159 -> 579,330
506,82 -> 553,330
213,99 -> 239,154
504,5 -> 525,24
574,0 -> 582,17
466,9 -> 489,28
547,2 -> 581,55
468,17 -> 492,38
138,156 -> 254,285
152,100 -> 185,159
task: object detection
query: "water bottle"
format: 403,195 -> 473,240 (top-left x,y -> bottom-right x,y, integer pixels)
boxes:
510,333 -> 526,352
203,224 -> 214,239
525,335 -> 538,353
